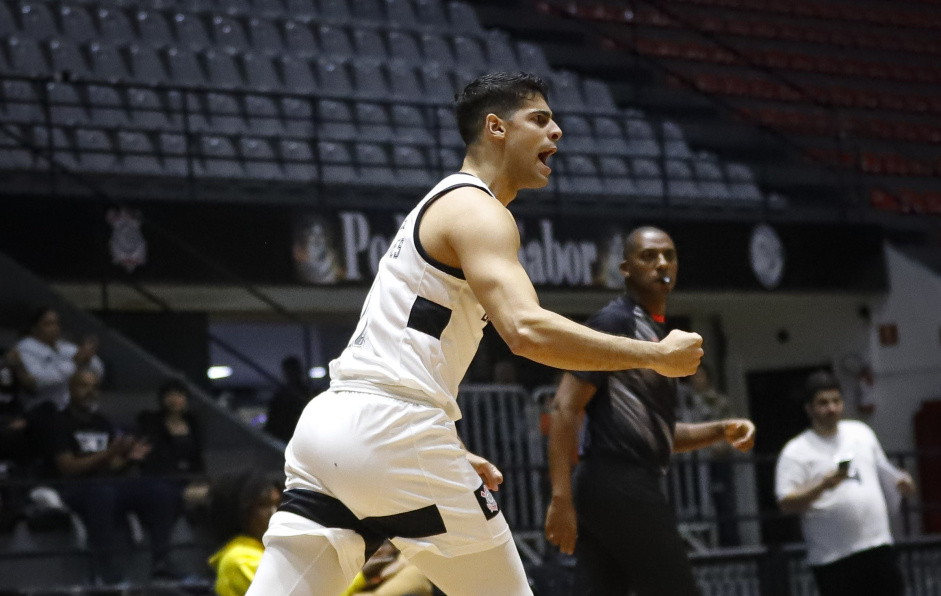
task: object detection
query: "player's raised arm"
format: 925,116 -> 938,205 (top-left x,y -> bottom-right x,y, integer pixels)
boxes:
426,187 -> 702,376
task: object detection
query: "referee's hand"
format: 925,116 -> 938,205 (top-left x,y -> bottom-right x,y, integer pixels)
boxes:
545,496 -> 578,555
466,452 -> 504,491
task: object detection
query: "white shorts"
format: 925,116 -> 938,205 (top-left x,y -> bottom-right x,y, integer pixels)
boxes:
265,390 -> 511,579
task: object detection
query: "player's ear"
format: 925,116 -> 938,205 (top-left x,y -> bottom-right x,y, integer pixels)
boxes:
619,260 -> 630,278
485,113 -> 506,140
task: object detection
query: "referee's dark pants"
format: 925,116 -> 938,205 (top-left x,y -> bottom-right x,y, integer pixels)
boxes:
811,544 -> 904,596
572,457 -> 701,596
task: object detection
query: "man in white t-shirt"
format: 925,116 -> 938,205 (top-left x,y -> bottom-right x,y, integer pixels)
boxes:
775,370 -> 915,596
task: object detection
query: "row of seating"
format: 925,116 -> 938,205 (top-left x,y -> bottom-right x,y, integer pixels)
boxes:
805,148 -> 941,178
688,72 -> 941,116
669,0 -> 941,30
871,188 -> 941,214
738,106 -> 941,145
1,6 -> 492,62
556,1 -> 941,56
635,37 -> 941,85
0,0 -> 484,36
0,123 -> 764,203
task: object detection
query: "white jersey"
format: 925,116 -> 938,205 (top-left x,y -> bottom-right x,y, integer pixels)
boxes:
329,173 -> 495,421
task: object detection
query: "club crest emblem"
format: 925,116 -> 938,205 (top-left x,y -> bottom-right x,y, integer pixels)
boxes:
107,208 -> 147,272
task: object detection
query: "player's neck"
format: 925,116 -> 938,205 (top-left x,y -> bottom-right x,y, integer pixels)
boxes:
626,288 -> 667,319
460,157 -> 517,207
811,421 -> 839,437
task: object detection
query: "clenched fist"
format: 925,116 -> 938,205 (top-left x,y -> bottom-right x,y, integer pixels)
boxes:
651,330 -> 703,377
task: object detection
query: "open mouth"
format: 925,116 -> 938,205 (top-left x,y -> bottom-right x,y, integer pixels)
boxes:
538,148 -> 556,172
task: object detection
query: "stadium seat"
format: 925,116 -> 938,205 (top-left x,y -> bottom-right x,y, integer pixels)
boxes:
137,10 -> 175,48
317,59 -> 352,97
353,29 -> 387,59
351,59 -> 389,100
388,62 -> 422,100
203,49 -> 245,88
599,155 -> 639,198
218,0 -> 253,16
632,158 -> 664,198
6,36 -> 49,77
355,102 -> 394,143
247,18 -> 285,55
87,43 -> 129,82
211,15 -> 250,52
242,53 -> 282,92
1,80 -> 42,124
199,134 -> 245,178
355,143 -> 396,186
388,31 -> 423,65
386,0 -> 420,29
47,39 -> 90,79
693,156 -> 731,202
253,0 -> 287,18
88,85 -> 129,127
174,13 -> 212,50
438,146 -> 462,170
59,5 -> 97,44
592,116 -> 630,156
128,87 -> 173,130
318,140 -> 356,183
453,36 -> 488,73
414,0 -> 449,29
117,130 -> 163,175
283,21 -> 318,57
0,124 -> 35,169
245,94 -> 284,135
448,2 -> 484,34
165,47 -> 206,86
128,45 -> 169,84
391,104 -> 433,145
665,159 -> 699,203
207,92 -> 246,133
582,79 -> 618,114
280,138 -> 318,181
350,0 -> 386,25
318,99 -> 357,140
0,2 -> 16,38
240,137 -> 282,179
19,2 -> 60,40
725,163 -> 762,202
319,25 -> 354,58
516,42 -> 552,77
484,30 -> 519,70
420,34 -> 456,69
46,82 -> 88,127
281,56 -> 318,94
419,63 -> 455,103
96,8 -> 137,46
559,155 -> 604,195
434,107 -> 463,147
76,128 -> 118,172
624,119 -> 660,157
318,0 -> 352,24
558,115 -> 596,154
393,145 -> 435,187
287,0 -> 319,21
550,71 -> 585,112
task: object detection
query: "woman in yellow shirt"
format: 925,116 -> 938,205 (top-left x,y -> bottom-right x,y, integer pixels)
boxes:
208,471 -> 281,596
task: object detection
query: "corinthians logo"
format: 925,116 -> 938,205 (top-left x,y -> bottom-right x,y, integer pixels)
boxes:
480,486 -> 498,513
107,208 -> 147,273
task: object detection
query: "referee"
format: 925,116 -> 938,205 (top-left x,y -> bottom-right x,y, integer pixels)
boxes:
544,226 -> 756,596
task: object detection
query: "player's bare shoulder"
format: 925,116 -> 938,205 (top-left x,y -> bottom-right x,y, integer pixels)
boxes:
422,184 -> 519,252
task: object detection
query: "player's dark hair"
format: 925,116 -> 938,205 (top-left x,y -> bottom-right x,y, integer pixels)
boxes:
804,369 -> 841,405
455,72 -> 549,146
26,306 -> 56,332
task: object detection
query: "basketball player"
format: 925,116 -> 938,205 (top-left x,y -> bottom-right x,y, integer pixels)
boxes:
247,73 -> 704,596
544,227 -> 755,596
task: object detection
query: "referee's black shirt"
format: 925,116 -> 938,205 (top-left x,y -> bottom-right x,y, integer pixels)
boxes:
572,295 -> 678,476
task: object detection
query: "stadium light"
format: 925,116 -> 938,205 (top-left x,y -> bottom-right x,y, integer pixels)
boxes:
309,366 -> 327,379
207,365 -> 233,380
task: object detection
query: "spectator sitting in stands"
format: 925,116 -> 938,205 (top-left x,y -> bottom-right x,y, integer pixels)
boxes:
16,307 -> 104,413
209,470 -> 282,596
263,356 -> 312,443
0,346 -> 36,531
50,368 -> 179,584
137,379 -> 208,513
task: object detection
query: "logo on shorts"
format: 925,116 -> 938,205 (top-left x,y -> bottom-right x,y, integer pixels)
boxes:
474,483 -> 500,520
